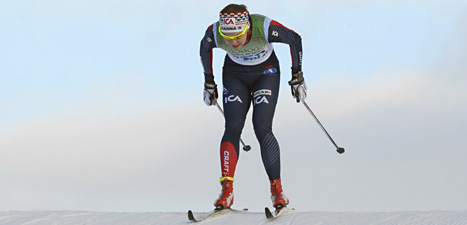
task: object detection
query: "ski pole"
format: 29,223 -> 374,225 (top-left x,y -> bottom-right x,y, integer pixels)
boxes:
215,102 -> 252,152
302,101 -> 345,154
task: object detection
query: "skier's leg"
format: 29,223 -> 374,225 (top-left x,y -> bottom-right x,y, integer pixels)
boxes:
252,70 -> 290,208
252,71 -> 281,180
219,75 -> 251,178
214,75 -> 251,208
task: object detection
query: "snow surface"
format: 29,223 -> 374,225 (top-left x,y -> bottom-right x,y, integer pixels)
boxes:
1,210 -> 467,225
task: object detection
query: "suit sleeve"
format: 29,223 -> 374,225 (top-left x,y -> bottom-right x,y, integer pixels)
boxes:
267,20 -> 303,73
200,24 -> 217,81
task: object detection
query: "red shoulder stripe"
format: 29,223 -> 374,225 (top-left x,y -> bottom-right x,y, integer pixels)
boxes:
270,20 -> 294,32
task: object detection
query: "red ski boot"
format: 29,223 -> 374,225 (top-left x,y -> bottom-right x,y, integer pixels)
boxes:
270,179 -> 289,209
214,177 -> 234,210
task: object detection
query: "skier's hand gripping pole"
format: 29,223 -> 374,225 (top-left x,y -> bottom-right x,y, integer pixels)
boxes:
288,71 -> 307,103
203,79 -> 218,106
302,101 -> 345,154
215,102 -> 251,152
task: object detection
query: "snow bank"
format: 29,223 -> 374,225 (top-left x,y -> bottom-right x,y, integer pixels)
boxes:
0,210 -> 466,225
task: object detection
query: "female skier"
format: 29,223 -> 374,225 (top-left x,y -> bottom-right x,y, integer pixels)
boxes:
200,4 -> 306,210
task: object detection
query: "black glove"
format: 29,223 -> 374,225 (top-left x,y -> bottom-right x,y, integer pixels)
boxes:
288,71 -> 307,103
203,79 -> 218,106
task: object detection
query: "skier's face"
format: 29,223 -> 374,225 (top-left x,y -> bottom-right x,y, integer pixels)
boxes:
223,29 -> 249,50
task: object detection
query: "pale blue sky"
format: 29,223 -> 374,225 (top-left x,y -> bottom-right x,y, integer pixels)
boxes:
1,0 -> 463,127
1,0 -> 467,212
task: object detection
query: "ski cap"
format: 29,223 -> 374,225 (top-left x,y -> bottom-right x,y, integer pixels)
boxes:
219,11 -> 249,34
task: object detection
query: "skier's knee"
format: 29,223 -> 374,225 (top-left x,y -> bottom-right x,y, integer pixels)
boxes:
253,125 -> 272,141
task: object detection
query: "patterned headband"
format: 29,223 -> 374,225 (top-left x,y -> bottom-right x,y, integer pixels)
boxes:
219,11 -> 249,34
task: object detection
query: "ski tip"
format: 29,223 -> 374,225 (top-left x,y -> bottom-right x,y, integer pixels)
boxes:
265,207 -> 274,219
187,210 -> 196,221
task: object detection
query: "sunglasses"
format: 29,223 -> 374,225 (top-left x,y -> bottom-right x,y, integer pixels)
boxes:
219,24 -> 249,40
